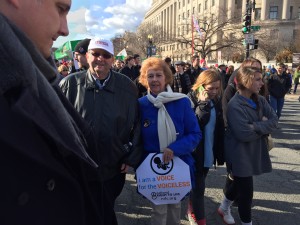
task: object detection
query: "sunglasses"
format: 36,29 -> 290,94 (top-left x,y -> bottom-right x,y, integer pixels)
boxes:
90,52 -> 112,59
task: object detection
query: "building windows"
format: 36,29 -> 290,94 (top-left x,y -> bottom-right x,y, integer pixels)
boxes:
289,6 -> 293,20
298,7 -> 300,19
179,15 -> 181,21
255,8 -> 261,20
205,0 -> 208,10
179,1 -> 180,9
198,4 -> 201,13
187,10 -> 190,18
269,6 -> 278,19
193,7 -> 195,14
212,0 -> 215,7
188,0 -> 190,4
183,0 -> 185,7
183,12 -> 185,20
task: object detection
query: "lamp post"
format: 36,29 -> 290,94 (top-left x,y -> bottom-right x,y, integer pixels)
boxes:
147,34 -> 153,57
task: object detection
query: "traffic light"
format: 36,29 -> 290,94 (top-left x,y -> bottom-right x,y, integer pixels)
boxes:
254,39 -> 259,49
242,14 -> 251,34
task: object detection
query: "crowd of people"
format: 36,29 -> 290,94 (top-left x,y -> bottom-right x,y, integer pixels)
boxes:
0,1 -> 296,225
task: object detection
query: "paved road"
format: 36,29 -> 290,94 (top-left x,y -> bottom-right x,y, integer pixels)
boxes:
116,94 -> 300,225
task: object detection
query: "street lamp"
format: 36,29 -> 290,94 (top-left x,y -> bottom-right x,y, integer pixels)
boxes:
147,34 -> 153,57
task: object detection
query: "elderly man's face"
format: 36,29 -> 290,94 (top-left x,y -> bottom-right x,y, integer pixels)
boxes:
87,49 -> 114,78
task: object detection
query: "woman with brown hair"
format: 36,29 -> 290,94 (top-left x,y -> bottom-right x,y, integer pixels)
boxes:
218,66 -> 278,225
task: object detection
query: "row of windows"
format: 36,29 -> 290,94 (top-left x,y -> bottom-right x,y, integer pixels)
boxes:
254,6 -> 300,20
179,0 -> 214,10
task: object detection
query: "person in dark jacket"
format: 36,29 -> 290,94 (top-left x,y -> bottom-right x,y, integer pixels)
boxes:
172,61 -> 193,94
267,63 -> 292,119
74,38 -> 91,71
187,69 -> 225,225
0,1 -> 105,225
190,55 -> 203,83
59,37 -> 143,225
120,55 -> 139,81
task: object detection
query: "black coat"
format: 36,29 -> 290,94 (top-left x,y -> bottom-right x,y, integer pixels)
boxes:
189,91 -> 225,170
0,13 -> 104,225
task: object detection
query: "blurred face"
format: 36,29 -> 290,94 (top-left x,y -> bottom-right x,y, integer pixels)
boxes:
277,66 -> 283,74
249,72 -> 264,94
60,67 -> 69,76
14,0 -> 71,58
128,59 -> 135,67
193,58 -> 199,67
204,80 -> 221,99
87,49 -> 114,79
147,69 -> 166,95
115,60 -> 121,68
134,57 -> 141,65
175,64 -> 184,73
74,52 -> 88,69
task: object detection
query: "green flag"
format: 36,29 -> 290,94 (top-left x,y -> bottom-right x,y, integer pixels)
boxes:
54,40 -> 82,60
116,48 -> 127,61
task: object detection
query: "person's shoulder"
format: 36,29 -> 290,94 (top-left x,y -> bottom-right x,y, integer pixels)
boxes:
59,71 -> 85,87
112,70 -> 137,93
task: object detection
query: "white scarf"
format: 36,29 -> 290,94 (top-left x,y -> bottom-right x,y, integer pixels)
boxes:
147,85 -> 191,152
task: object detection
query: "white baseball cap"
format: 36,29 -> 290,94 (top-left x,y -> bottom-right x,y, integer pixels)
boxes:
88,37 -> 114,55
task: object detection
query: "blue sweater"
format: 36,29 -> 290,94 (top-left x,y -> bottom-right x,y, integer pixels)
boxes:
138,96 -> 202,186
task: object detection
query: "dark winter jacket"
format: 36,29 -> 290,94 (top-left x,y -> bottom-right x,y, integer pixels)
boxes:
0,13 -> 104,225
267,72 -> 292,98
59,69 -> 143,181
188,91 -> 225,170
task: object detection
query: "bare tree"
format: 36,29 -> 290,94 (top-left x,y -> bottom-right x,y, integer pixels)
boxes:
174,12 -> 243,60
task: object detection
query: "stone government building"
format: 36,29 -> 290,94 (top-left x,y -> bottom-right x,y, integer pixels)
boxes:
141,0 -> 300,63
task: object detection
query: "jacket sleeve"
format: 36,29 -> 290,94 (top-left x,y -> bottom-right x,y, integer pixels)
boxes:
168,98 -> 202,156
122,100 -> 143,169
253,97 -> 278,135
227,101 -> 261,142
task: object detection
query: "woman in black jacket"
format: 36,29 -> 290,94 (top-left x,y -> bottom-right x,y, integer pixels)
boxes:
187,69 -> 225,225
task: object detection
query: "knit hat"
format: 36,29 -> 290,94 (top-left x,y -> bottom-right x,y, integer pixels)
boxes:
74,39 -> 91,55
88,37 -> 114,55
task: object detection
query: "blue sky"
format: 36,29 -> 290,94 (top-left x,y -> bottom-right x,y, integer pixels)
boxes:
54,0 -> 152,47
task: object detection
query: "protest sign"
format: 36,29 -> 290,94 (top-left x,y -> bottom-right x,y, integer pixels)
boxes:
136,153 -> 191,205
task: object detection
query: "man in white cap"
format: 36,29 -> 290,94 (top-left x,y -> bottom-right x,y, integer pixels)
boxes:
60,37 -> 143,225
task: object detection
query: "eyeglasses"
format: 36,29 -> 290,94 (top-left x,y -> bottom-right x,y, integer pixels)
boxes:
62,69 -> 69,72
90,52 -> 112,59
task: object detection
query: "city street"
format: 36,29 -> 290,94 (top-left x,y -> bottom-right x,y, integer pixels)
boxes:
116,94 -> 300,225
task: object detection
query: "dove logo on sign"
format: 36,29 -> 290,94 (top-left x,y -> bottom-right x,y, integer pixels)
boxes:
150,153 -> 174,175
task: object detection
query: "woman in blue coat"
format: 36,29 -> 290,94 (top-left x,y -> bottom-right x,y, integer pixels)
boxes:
138,57 -> 201,225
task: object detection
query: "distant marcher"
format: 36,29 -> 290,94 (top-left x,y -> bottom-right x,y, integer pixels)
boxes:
112,59 -> 123,72
293,66 -> 300,94
190,55 -> 203,82
267,63 -> 292,119
58,64 -> 69,80
172,61 -> 193,94
120,55 -> 139,81
138,57 -> 201,225
218,66 -> 278,225
164,57 -> 176,74
74,38 -> 91,71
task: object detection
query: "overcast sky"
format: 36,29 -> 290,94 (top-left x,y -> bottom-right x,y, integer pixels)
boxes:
53,0 -> 152,47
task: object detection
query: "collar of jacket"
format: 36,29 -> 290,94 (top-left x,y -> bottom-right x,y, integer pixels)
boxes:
0,13 -> 97,168
85,69 -> 116,93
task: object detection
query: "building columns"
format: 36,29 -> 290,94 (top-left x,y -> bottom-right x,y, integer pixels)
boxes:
227,0 -> 235,20
261,0 -> 267,20
282,0 -> 290,20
